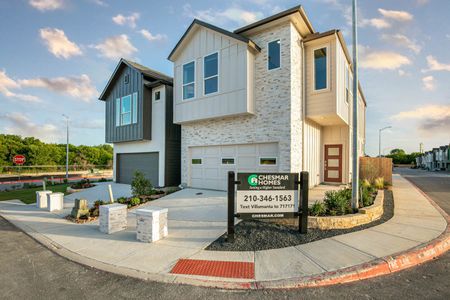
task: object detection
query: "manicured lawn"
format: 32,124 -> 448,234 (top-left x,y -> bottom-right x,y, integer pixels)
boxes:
0,184 -> 70,204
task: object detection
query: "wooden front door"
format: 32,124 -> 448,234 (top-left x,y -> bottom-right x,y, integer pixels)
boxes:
324,144 -> 342,182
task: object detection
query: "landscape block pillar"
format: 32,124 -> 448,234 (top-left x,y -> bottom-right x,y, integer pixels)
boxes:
36,191 -> 52,208
99,203 -> 127,234
136,207 -> 168,242
47,192 -> 64,212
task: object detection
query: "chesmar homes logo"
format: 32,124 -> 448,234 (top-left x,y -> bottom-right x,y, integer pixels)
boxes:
248,174 -> 258,186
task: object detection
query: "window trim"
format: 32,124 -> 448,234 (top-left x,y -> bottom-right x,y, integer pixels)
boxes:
132,92 -> 138,124
120,95 -> 132,126
312,45 -> 330,92
115,98 -> 120,127
154,90 -> 161,101
221,157 -> 235,165
203,51 -> 219,96
115,93 -> 138,127
267,39 -> 281,71
191,158 -> 202,165
259,157 -> 277,166
182,60 -> 196,101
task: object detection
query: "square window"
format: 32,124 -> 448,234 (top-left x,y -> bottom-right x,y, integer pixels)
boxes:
221,158 -> 235,165
155,91 -> 161,101
260,157 -> 277,165
204,77 -> 218,95
268,40 -> 281,70
192,158 -> 202,165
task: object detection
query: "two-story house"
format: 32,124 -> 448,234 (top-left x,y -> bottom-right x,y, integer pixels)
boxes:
168,5 -> 366,190
99,59 -> 181,186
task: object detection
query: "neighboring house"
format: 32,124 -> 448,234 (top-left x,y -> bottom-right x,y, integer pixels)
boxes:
425,151 -> 433,170
432,148 -> 439,171
98,59 -> 181,186
168,5 -> 366,190
439,145 -> 449,170
415,156 -> 422,168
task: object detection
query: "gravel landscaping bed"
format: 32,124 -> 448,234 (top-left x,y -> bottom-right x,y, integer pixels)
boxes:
206,189 -> 394,251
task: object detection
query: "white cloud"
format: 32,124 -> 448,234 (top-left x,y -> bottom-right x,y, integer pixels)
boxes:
183,4 -> 263,27
392,105 -> 450,120
422,76 -> 436,91
91,0 -> 107,6
19,74 -> 98,102
139,29 -> 167,42
2,112 -> 62,142
73,119 -> 104,129
364,18 -> 391,29
0,70 -> 40,103
378,8 -> 413,22
417,0 -> 430,5
423,55 -> 450,72
39,28 -> 82,59
93,35 -> 137,60
112,13 -> 140,28
398,69 -> 408,76
381,34 -> 421,54
29,0 -> 64,11
360,51 -> 411,70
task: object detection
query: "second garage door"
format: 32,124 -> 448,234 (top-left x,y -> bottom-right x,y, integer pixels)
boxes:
189,143 -> 279,190
116,152 -> 159,186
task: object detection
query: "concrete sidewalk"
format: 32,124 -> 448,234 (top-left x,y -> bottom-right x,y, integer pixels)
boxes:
0,175 -> 447,289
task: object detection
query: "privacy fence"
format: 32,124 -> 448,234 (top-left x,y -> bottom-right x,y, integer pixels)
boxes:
359,157 -> 393,185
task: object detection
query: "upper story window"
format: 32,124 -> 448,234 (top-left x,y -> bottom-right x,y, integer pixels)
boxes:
268,40 -> 281,70
115,93 -> 138,126
183,61 -> 195,100
155,91 -> 161,101
204,52 -> 218,95
314,47 -> 327,90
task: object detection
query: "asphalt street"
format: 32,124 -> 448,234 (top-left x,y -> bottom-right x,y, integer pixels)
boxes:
0,168 -> 449,300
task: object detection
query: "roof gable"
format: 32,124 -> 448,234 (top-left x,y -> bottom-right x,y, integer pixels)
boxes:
99,58 -> 172,101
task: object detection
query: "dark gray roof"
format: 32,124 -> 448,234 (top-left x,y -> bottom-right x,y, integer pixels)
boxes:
99,58 -> 172,101
234,5 -> 314,34
168,19 -> 261,61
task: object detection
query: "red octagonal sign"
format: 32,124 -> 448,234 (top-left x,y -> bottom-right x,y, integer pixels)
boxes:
13,155 -> 26,165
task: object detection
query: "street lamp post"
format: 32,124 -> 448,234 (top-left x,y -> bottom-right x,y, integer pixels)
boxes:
351,0 -> 359,211
62,114 -> 69,181
378,126 -> 392,157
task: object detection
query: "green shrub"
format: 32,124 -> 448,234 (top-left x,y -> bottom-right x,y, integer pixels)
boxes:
324,189 -> 352,215
131,171 -> 153,197
117,197 -> 128,204
94,200 -> 106,208
310,201 -> 326,216
129,197 -> 140,206
374,177 -> 385,190
361,179 -> 371,189
361,187 -> 374,207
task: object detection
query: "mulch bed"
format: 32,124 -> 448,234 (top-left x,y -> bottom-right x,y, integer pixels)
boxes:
206,189 -> 394,252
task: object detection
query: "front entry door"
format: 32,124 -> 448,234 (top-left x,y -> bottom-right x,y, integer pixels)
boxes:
324,144 -> 342,182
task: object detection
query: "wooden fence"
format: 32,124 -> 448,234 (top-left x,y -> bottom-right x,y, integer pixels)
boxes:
359,157 -> 393,184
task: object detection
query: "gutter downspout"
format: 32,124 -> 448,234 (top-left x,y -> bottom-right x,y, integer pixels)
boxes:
301,40 -> 306,173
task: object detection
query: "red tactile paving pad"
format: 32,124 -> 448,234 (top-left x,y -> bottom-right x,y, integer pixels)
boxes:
170,259 -> 255,279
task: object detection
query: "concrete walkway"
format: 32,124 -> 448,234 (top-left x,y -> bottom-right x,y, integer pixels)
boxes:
0,175 -> 447,288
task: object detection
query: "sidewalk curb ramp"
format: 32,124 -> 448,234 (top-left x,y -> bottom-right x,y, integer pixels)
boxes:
3,175 -> 450,290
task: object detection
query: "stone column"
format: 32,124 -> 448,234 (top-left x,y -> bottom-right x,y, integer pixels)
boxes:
136,207 -> 168,242
36,191 -> 52,208
99,204 -> 127,234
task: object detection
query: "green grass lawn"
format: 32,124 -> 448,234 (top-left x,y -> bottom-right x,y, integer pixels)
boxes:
0,184 -> 70,204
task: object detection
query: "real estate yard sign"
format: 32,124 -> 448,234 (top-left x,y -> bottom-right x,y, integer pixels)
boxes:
236,173 -> 298,219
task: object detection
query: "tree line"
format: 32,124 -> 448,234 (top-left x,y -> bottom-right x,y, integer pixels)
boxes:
385,148 -> 421,165
0,134 -> 113,168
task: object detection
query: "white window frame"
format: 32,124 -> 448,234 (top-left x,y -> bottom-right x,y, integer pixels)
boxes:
182,60 -> 196,101
191,158 -> 202,165
267,39 -> 281,71
203,52 -> 219,96
259,157 -> 277,166
115,93 -> 138,126
120,95 -> 132,126
115,98 -> 120,127
221,157 -> 235,165
312,45 -> 330,92
132,92 -> 138,124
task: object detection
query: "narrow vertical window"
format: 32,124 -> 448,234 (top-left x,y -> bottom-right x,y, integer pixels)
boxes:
314,47 -> 327,90
132,92 -> 138,123
268,40 -> 281,70
121,95 -> 131,125
204,52 -> 218,95
183,61 -> 195,100
115,98 -> 120,126
155,91 -> 161,101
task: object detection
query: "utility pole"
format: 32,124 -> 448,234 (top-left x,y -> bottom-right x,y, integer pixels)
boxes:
378,126 -> 392,157
62,114 -> 69,181
351,0 -> 359,211
419,142 -> 423,153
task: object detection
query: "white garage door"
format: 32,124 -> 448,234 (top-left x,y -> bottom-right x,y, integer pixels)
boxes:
189,143 -> 279,190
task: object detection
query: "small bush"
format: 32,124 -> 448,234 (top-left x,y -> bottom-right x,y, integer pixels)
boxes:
117,197 -> 127,204
98,177 -> 108,182
63,178 -> 68,184
131,171 -> 153,197
310,201 -> 326,216
94,200 -> 106,208
129,197 -> 140,206
324,189 -> 352,216
361,179 -> 371,189
374,177 -> 385,190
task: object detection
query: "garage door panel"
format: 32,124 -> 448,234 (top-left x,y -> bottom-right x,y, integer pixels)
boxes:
237,156 -> 257,168
204,146 -> 220,156
221,145 -> 236,156
117,152 -> 159,186
191,168 -> 202,179
204,168 -> 219,178
238,144 -> 257,155
259,143 -> 278,155
203,157 -> 220,165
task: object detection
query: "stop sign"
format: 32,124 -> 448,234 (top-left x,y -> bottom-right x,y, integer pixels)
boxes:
13,155 -> 26,165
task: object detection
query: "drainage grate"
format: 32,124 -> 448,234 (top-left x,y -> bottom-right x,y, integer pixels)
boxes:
170,259 -> 255,279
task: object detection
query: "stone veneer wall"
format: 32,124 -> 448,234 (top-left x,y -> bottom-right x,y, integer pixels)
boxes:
180,21 -> 304,185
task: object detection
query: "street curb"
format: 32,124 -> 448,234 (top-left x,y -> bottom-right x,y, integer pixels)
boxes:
2,176 -> 449,290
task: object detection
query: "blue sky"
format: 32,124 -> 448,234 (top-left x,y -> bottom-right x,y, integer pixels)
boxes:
0,0 -> 449,156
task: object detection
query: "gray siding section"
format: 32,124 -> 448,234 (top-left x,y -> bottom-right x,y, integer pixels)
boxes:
116,152 -> 159,186
164,85 -> 181,186
105,65 -> 151,143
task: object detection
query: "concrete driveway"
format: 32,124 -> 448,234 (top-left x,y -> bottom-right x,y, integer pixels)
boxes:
64,182 -> 132,206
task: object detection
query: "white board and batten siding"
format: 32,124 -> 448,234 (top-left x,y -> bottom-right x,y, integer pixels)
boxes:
303,120 -> 322,186
172,26 -> 255,124
189,143 -> 279,190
